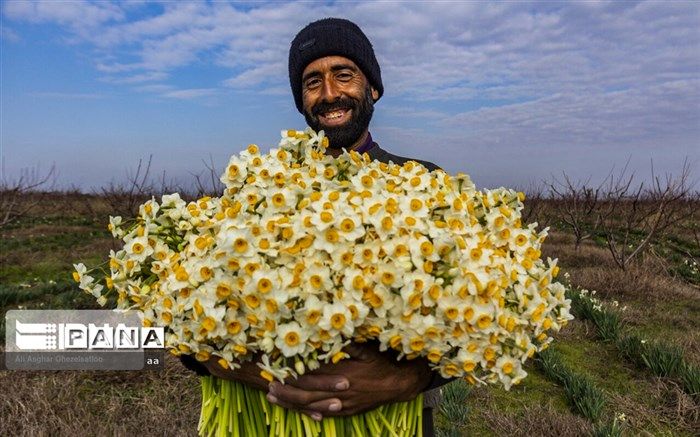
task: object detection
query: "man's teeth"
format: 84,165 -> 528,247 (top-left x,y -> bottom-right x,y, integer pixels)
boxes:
324,110 -> 345,119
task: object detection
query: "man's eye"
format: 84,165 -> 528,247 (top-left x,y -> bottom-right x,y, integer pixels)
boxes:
305,79 -> 321,89
337,73 -> 353,81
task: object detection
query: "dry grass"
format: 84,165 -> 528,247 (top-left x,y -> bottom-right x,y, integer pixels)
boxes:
0,355 -> 200,436
608,378 -> 700,435
465,385 -> 592,437
566,263 -> 696,303
544,241 -> 614,270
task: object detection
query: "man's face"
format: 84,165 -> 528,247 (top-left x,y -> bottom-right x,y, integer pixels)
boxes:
301,56 -> 379,150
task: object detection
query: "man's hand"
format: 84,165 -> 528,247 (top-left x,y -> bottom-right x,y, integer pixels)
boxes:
267,342 -> 432,418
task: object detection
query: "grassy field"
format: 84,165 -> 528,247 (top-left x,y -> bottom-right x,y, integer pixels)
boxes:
0,192 -> 698,436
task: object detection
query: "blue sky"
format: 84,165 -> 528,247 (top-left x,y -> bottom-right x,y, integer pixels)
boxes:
2,1 -> 699,191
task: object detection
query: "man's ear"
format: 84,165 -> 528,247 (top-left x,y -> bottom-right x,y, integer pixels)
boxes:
371,87 -> 379,101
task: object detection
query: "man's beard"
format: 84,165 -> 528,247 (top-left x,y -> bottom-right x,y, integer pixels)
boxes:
304,85 -> 374,150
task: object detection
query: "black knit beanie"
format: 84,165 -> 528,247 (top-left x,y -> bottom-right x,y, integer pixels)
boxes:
289,18 -> 383,113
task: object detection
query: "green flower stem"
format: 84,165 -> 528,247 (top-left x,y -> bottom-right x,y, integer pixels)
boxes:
198,376 -> 423,436
377,410 -> 399,437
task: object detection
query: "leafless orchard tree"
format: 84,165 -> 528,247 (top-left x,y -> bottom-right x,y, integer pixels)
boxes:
0,164 -> 57,227
548,173 -> 606,250
598,161 -> 694,270
520,181 -> 554,230
189,154 -> 225,199
97,156 -> 156,217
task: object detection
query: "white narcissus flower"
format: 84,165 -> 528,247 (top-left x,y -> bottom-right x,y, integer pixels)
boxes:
275,322 -> 309,357
319,302 -> 353,337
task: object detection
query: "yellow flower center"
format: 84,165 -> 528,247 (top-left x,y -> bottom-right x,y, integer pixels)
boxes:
477,315 -> 492,329
394,244 -> 408,257
325,229 -> 339,243
257,278 -> 272,293
272,193 -> 285,207
200,267 -> 213,280
201,317 -> 216,332
331,313 -> 346,330
284,331 -> 300,346
245,295 -> 260,309
420,241 -> 434,257
234,238 -> 248,253
381,216 -> 393,230
409,337 -> 425,352
307,310 -> 321,325
381,272 -> 395,286
227,321 -> 241,335
175,267 -> 189,282
352,275 -> 365,290
340,218 -> 355,232
410,199 -> 423,211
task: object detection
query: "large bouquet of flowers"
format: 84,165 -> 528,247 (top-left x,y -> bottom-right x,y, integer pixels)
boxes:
75,128 -> 572,436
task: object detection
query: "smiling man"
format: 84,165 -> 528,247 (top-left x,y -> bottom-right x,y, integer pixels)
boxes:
289,18 -> 439,170
186,17 -> 447,436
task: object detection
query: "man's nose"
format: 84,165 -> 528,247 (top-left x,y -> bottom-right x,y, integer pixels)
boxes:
319,80 -> 341,102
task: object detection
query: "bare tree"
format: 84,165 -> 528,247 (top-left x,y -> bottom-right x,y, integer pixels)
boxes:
599,161 -> 694,270
520,181 -> 554,230
548,173 -> 606,250
0,164 -> 57,227
189,154 -> 225,199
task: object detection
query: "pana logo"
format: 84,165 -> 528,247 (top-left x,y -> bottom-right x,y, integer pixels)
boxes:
15,320 -> 164,350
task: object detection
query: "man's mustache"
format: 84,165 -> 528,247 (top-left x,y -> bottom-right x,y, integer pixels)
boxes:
312,98 -> 358,117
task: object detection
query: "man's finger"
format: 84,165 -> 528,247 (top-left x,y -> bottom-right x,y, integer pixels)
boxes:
266,390 -> 342,416
283,373 -> 350,391
269,381 -> 344,408
305,398 -> 344,415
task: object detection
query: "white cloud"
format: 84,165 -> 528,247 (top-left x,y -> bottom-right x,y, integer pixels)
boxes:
100,71 -> 168,84
3,0 -> 124,38
133,84 -> 173,93
161,88 -> 217,99
27,91 -> 106,99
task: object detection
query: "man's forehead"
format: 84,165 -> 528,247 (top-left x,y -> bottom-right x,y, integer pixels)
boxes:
302,56 -> 361,76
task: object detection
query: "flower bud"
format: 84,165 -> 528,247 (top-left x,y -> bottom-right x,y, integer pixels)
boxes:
294,360 -> 305,375
307,359 -> 320,371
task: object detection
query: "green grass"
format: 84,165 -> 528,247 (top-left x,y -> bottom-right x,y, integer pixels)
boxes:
485,363 -> 570,413
1,261 -> 73,284
1,215 -> 99,230
537,347 -> 606,422
2,229 -> 108,252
